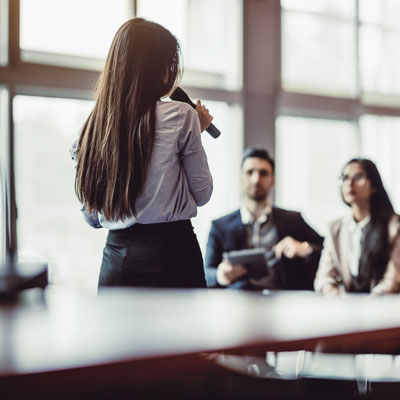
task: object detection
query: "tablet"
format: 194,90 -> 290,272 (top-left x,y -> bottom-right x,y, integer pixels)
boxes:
222,248 -> 278,279
222,248 -> 266,266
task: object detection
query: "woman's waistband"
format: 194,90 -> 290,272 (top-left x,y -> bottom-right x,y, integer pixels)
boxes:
109,219 -> 192,236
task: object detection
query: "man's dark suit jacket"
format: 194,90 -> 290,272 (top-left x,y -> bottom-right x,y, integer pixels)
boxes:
205,207 -> 324,290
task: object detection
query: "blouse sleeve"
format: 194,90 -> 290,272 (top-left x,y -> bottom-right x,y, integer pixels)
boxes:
177,104 -> 213,207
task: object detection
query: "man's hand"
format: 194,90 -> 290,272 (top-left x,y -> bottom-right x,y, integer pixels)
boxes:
274,236 -> 313,259
216,260 -> 247,286
196,100 -> 213,132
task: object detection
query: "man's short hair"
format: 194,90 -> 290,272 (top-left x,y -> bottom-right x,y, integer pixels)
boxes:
241,147 -> 275,172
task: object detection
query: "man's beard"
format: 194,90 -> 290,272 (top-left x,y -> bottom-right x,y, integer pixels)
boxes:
248,192 -> 267,203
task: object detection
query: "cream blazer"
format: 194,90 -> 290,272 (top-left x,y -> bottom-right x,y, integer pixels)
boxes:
314,214 -> 400,294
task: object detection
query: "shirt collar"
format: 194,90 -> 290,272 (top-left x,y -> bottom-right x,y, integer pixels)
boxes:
240,203 -> 272,224
348,214 -> 371,233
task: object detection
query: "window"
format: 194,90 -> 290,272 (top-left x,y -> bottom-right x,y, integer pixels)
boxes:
281,0 -> 357,97
282,0 -> 400,104
13,96 -> 107,292
20,0 -> 132,69
360,0 -> 400,103
279,0 -> 400,233
281,0 -> 355,17
137,0 -> 243,90
276,116 -> 358,235
360,115 -> 400,210
0,0 -> 7,66
192,101 -> 243,252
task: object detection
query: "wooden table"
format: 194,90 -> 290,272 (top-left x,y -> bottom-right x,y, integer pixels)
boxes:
1,288 -> 400,398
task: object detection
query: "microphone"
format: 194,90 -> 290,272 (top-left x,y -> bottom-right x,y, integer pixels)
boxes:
170,87 -> 221,138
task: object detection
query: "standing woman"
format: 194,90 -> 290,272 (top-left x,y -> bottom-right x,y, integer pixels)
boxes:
73,18 -> 213,289
314,158 -> 400,295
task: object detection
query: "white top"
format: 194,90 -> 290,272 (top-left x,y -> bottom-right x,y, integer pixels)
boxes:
347,214 -> 371,277
314,214 -> 400,294
71,100 -> 213,229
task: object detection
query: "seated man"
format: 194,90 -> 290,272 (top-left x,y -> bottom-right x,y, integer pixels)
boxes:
205,147 -> 323,290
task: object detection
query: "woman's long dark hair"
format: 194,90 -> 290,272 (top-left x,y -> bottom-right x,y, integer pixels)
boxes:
75,18 -> 181,220
341,158 -> 395,292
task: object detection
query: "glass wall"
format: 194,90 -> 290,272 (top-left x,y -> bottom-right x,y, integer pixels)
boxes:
360,0 -> 400,104
360,115 -> 400,210
137,0 -> 243,90
276,116 -> 357,235
13,96 -> 107,292
0,0 -> 7,66
279,0 -> 400,236
281,0 -> 357,97
281,0 -> 400,103
20,0 -> 132,69
192,101 -> 243,253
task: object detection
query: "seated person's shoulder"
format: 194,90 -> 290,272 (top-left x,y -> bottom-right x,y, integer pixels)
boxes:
272,206 -> 301,220
212,210 -> 241,227
273,206 -> 324,244
327,216 -> 347,236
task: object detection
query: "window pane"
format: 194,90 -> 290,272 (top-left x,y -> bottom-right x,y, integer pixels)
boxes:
0,0 -> 7,66
282,12 -> 357,97
191,101 -> 243,253
360,25 -> 400,100
282,0 -> 355,19
14,96 -> 106,293
137,0 -> 242,90
360,115 -> 400,212
0,87 -> 8,263
360,0 -> 400,28
20,0 -> 132,69
276,116 -> 357,235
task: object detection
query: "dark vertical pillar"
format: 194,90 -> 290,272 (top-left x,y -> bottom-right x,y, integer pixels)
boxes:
243,0 -> 280,155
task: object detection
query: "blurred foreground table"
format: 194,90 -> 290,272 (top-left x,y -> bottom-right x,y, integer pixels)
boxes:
1,288 -> 400,399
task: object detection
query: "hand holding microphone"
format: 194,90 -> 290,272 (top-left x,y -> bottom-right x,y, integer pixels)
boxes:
170,87 -> 221,138
195,100 -> 213,132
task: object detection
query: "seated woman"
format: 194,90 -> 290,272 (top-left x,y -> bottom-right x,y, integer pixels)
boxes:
314,158 -> 400,295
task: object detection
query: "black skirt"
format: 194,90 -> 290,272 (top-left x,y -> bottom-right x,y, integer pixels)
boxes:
98,220 -> 206,289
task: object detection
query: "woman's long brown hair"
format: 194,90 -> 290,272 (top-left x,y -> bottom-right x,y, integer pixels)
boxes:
341,158 -> 394,292
75,18 -> 180,220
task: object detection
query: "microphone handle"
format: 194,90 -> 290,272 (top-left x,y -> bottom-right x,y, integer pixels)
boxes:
205,124 -> 221,139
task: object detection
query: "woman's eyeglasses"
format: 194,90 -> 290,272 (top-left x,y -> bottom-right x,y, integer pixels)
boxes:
338,173 -> 367,186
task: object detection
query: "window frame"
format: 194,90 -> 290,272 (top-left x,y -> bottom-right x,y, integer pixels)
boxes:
279,0 -> 400,121
277,0 -> 400,228
0,86 -> 9,264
